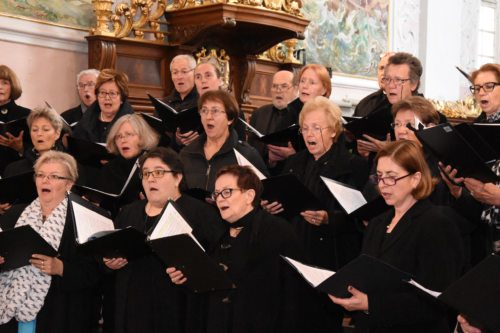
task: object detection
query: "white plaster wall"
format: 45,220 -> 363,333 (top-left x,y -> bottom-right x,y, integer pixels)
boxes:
0,16 -> 88,113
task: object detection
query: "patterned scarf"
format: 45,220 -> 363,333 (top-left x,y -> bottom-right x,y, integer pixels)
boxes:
486,110 -> 500,123
0,198 -> 67,324
480,161 -> 500,252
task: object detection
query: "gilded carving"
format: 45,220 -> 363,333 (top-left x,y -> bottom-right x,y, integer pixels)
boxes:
429,96 -> 482,119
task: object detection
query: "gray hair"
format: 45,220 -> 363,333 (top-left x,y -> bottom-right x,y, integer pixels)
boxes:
106,114 -> 159,155
34,151 -> 78,182
76,69 -> 100,84
27,107 -> 64,133
170,54 -> 196,71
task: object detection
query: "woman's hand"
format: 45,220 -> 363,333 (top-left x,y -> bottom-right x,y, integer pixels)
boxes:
30,254 -> 64,276
166,267 -> 187,285
329,285 -> 369,312
438,162 -> 464,199
175,129 -> 199,146
0,256 -> 5,265
457,314 -> 482,333
261,200 -> 284,215
0,131 -> 24,153
301,210 -> 328,226
464,178 -> 500,206
103,257 -> 128,270
0,202 -> 12,215
267,142 -> 296,163
357,133 -> 390,158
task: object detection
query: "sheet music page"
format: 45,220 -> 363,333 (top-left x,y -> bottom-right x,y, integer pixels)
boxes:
233,149 -> 267,180
320,176 -> 367,214
239,117 -> 263,138
157,98 -> 179,114
283,256 -> 335,288
72,201 -> 114,244
149,203 -> 205,251
407,279 -> 441,298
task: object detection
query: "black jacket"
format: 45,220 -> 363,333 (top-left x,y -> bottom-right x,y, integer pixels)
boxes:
180,130 -> 268,192
357,200 -> 465,333
61,105 -> 84,125
0,202 -> 101,333
0,100 -> 30,175
282,135 -> 369,270
71,100 -> 134,143
206,208 -> 304,333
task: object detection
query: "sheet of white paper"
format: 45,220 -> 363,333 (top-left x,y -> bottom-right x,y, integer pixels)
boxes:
284,256 -> 335,288
238,117 -> 263,138
407,279 -> 442,298
320,176 -> 367,214
149,203 -> 205,251
72,201 -> 115,244
233,149 -> 267,180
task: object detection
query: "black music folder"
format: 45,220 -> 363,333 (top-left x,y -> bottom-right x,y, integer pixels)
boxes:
416,123 -> 499,183
147,94 -> 201,133
150,234 -> 235,293
0,117 -> 28,137
321,176 -> 389,221
454,123 -> 498,163
343,111 -> 392,140
0,225 -> 57,271
262,174 -> 324,219
0,171 -> 37,204
408,254 -> 500,333
68,193 -> 150,259
67,136 -> 115,167
140,112 -> 164,135
284,254 -> 412,298
470,123 -> 500,158
240,117 -> 299,147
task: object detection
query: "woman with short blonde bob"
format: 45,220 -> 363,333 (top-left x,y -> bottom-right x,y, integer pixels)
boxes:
266,96 -> 368,332
330,140 -> 464,333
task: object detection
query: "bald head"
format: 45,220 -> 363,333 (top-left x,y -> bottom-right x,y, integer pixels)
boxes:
271,70 -> 297,109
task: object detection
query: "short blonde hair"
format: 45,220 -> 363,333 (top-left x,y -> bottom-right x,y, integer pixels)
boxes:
106,114 -> 159,155
27,107 -> 64,133
34,151 -> 78,182
0,65 -> 22,100
299,96 -> 343,142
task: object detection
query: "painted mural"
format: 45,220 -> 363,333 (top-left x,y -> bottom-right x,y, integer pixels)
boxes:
300,0 -> 390,78
0,0 -> 95,29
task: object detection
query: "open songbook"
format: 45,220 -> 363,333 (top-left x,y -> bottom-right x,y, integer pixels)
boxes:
72,159 -> 139,202
148,201 -> 234,293
140,112 -> 164,135
67,136 -> 115,167
320,176 -> 389,220
0,225 -> 57,271
233,148 -> 267,180
45,101 -> 78,128
239,117 -> 299,147
0,117 -> 27,137
283,254 -> 412,298
69,193 -> 150,259
343,110 -> 392,140
147,93 -> 201,133
407,253 -> 500,333
0,171 -> 37,204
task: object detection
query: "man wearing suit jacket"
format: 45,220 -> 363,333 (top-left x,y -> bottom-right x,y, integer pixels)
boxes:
61,69 -> 100,125
248,70 -> 297,174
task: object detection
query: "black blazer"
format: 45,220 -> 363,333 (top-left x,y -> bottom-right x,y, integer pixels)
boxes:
61,105 -> 84,125
357,199 -> 465,333
0,100 -> 30,175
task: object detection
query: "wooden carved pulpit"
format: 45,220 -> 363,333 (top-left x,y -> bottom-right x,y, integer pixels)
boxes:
86,0 -> 308,114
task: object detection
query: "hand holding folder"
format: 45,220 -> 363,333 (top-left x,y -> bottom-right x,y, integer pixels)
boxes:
147,94 -> 201,133
239,117 -> 299,147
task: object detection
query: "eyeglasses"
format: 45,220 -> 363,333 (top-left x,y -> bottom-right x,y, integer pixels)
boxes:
77,82 -> 96,89
211,188 -> 242,201
382,77 -> 411,87
115,132 -> 137,141
390,121 -> 415,129
469,82 -> 500,94
299,126 -> 330,135
98,90 -> 120,99
271,83 -> 292,91
140,169 -> 175,179
370,173 -> 413,186
172,69 -> 194,76
199,107 -> 226,117
34,173 -> 71,181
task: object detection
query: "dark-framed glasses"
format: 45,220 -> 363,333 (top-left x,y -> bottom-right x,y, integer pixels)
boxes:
211,188 -> 242,201
370,173 -> 413,186
34,173 -> 71,181
140,169 -> 175,179
469,82 -> 500,94
77,82 -> 96,89
271,83 -> 292,91
98,90 -> 120,99
199,107 -> 226,117
381,77 -> 411,87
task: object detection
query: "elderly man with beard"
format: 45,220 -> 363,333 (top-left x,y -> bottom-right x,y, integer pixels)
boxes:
248,70 -> 298,173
